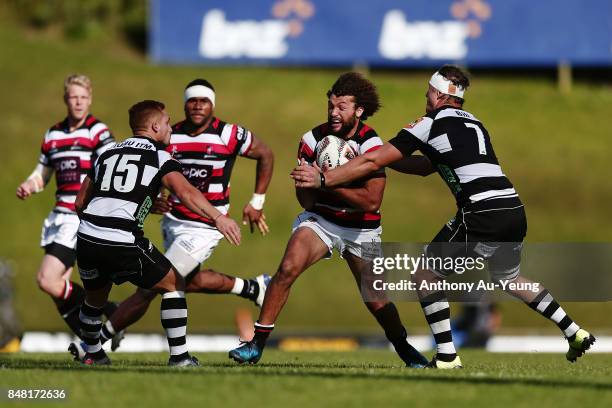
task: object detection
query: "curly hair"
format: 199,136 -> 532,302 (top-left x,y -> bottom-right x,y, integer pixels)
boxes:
327,72 -> 381,120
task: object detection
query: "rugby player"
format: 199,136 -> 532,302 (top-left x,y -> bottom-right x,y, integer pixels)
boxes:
74,79 -> 274,353
229,72 -> 428,367
74,100 -> 241,366
16,74 -> 119,342
291,65 -> 595,368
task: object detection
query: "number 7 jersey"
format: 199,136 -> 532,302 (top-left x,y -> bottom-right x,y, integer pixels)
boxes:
79,136 -> 182,243
389,106 -> 520,210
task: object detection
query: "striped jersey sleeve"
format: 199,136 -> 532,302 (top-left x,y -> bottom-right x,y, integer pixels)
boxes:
221,123 -> 253,157
158,150 -> 182,177
39,129 -> 54,167
388,116 -> 434,157
297,130 -> 317,163
91,122 -> 115,156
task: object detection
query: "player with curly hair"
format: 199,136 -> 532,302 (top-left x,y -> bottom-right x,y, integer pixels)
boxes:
291,65 -> 595,368
229,72 -> 428,367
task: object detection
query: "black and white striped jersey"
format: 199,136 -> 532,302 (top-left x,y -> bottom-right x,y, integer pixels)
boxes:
389,106 -> 520,209
78,136 -> 182,243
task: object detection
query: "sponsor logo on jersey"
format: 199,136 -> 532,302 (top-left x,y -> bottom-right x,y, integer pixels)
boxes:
55,157 -> 81,184
405,117 -> 424,129
182,164 -> 213,192
136,196 -> 153,228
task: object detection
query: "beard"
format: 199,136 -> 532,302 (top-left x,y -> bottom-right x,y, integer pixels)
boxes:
328,115 -> 357,137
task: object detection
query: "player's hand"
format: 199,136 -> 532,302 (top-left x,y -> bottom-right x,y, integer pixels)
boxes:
16,180 -> 37,200
242,204 -> 269,236
291,159 -> 322,188
215,215 -> 241,245
151,195 -> 172,214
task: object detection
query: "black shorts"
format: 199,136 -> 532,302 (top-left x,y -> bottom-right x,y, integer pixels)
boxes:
76,233 -> 173,290
426,198 -> 527,281
44,243 -> 76,269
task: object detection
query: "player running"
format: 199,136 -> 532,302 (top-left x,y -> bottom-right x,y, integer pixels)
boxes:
16,74 -> 120,343
229,72 -> 428,367
71,79 -> 274,355
291,65 -> 595,368
74,100 -> 242,366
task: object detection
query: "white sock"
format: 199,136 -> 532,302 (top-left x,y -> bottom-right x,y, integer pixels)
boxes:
231,278 -> 245,295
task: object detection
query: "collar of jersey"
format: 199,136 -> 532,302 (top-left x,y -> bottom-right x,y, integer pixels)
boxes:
130,135 -> 167,150
61,113 -> 93,131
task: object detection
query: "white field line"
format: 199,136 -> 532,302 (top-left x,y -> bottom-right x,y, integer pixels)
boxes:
16,332 -> 612,353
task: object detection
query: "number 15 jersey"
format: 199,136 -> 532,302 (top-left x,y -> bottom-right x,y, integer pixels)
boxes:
79,136 -> 182,243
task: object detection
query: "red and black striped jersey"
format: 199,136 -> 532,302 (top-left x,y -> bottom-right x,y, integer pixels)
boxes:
39,114 -> 115,213
166,117 -> 253,226
298,122 -> 385,229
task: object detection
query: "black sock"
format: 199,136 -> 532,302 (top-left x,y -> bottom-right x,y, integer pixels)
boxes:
373,303 -> 424,364
253,322 -> 274,348
102,301 -> 118,319
56,281 -> 85,339
240,279 -> 260,301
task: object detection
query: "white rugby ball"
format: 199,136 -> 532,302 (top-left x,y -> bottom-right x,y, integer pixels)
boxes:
315,135 -> 356,171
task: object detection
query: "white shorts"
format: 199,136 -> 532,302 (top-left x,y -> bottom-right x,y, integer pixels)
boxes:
292,211 -> 382,260
40,211 -> 79,249
161,216 -> 224,277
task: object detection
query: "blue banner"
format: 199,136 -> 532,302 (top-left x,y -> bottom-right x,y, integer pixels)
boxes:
150,0 -> 612,67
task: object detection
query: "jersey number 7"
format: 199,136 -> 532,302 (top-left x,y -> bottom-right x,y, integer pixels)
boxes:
464,123 -> 487,155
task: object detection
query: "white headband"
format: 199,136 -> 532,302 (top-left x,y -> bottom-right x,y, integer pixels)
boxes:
184,85 -> 216,107
429,72 -> 465,98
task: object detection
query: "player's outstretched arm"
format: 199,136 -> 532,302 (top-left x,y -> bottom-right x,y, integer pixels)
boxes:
389,154 -> 435,176
241,135 -> 274,235
291,143 -> 404,188
16,164 -> 53,200
75,176 -> 94,217
162,171 -> 241,245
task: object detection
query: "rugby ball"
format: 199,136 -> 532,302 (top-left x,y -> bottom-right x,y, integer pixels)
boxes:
315,135 -> 356,171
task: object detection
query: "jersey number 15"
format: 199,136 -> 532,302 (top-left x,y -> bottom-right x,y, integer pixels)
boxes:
99,154 -> 141,193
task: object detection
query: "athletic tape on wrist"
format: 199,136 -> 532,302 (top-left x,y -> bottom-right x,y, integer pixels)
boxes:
249,193 -> 265,210
26,170 -> 45,193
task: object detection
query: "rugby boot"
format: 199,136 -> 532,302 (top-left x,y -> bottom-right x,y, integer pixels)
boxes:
566,329 -> 596,362
229,340 -> 263,364
425,354 -> 463,369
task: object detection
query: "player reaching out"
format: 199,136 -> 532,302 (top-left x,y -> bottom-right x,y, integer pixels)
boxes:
291,65 -> 595,368
69,79 -> 274,358
74,100 -> 241,366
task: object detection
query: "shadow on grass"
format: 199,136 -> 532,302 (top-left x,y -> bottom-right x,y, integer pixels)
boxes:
2,357 -> 611,392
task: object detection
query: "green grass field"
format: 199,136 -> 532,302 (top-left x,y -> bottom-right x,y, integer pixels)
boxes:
1,5 -> 611,333
1,351 -> 611,407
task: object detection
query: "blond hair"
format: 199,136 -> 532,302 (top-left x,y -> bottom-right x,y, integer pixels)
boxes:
64,74 -> 92,95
